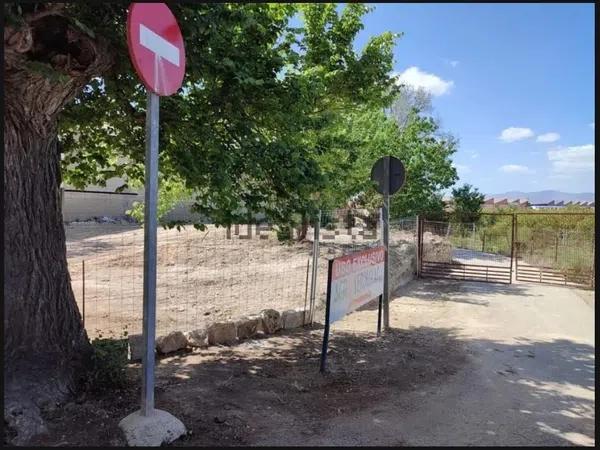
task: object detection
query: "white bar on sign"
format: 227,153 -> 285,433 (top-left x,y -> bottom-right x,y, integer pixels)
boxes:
139,24 -> 180,67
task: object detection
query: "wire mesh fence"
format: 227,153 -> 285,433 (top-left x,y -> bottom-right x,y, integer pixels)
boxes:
515,226 -> 595,286
307,210 -> 418,325
65,209 -> 419,339
66,223 -> 312,338
421,216 -> 513,268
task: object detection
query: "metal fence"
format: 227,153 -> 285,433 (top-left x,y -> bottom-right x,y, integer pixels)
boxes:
67,224 -> 313,339
416,212 -> 595,288
514,213 -> 595,287
65,209 -> 418,339
418,216 -> 513,283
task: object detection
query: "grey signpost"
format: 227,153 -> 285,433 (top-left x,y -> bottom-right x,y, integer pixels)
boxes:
370,156 -> 405,331
309,210 -> 321,324
141,92 -> 159,415
119,3 -> 187,445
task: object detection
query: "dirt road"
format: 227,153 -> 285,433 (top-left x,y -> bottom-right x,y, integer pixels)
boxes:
31,279 -> 594,446
304,279 -> 595,446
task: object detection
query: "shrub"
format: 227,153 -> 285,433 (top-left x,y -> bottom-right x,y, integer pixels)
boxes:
86,333 -> 129,392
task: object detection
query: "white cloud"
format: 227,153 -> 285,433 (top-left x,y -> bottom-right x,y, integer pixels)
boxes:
455,164 -> 471,174
450,60 -> 459,68
499,164 -> 533,174
395,66 -> 454,96
470,151 -> 479,159
498,127 -> 535,142
590,122 -> 595,129
536,132 -> 560,143
547,144 -> 594,175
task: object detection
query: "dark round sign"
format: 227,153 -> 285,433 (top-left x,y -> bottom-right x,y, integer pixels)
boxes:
127,3 -> 186,96
370,156 -> 405,195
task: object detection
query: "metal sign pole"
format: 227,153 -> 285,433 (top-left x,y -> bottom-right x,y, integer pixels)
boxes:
320,259 -> 333,373
382,157 -> 390,331
379,207 -> 384,245
377,294 -> 383,336
309,210 -> 321,324
141,91 -> 159,416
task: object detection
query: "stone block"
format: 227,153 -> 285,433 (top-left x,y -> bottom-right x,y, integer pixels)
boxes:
207,322 -> 237,346
282,309 -> 306,329
260,309 -> 282,334
236,316 -> 260,340
128,334 -> 150,362
184,328 -> 208,348
156,331 -> 188,354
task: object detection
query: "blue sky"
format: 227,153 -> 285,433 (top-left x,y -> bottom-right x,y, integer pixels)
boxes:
348,3 -> 595,194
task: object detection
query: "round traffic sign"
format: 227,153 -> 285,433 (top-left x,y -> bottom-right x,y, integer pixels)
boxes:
126,3 -> 186,96
370,156 -> 405,195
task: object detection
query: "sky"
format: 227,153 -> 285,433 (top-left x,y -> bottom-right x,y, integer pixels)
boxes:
349,3 -> 595,195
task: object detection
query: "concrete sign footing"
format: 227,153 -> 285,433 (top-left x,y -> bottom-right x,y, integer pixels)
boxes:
119,409 -> 186,446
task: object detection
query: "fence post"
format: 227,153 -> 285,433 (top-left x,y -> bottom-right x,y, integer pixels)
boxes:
82,259 -> 85,329
592,245 -> 595,289
510,214 -> 515,284
382,195 -> 390,331
303,258 -> 310,326
415,215 -> 421,278
514,214 -> 519,281
554,234 -> 559,263
309,210 -> 321,325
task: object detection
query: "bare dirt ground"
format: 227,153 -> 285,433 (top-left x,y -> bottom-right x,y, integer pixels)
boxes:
31,278 -> 594,446
65,224 -> 412,338
66,224 -> 318,338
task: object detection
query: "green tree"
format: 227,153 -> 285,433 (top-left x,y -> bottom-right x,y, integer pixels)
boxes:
4,3 -> 396,440
451,183 -> 485,223
125,176 -> 195,227
320,101 -> 458,218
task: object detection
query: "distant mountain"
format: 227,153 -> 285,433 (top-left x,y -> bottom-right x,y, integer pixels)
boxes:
485,190 -> 595,204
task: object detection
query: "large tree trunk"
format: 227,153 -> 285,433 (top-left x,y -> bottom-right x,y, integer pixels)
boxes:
4,8 -> 113,444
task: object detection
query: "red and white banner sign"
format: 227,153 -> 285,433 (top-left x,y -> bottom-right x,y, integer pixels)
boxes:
329,246 -> 385,324
126,3 -> 186,96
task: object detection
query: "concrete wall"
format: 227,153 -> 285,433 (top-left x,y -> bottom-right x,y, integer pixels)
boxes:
389,240 -> 418,292
62,190 -> 142,222
161,200 -> 207,223
61,178 -> 142,222
61,178 -> 205,223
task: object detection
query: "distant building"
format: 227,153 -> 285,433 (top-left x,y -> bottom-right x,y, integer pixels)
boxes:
480,196 -> 594,210
481,197 -> 530,210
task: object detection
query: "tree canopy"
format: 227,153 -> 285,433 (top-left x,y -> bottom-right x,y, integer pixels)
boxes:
52,3 -> 398,227
315,91 -> 458,219
451,183 -> 485,223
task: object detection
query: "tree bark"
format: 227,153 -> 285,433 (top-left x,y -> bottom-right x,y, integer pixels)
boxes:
4,9 -> 114,444
296,215 -> 310,242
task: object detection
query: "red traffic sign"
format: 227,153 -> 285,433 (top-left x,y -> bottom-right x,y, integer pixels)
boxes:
127,3 -> 186,96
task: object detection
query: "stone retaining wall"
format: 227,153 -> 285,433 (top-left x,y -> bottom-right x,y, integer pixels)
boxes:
128,307 -> 308,360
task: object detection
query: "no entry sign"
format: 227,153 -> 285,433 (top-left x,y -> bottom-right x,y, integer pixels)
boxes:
127,3 -> 186,96
119,3 -> 188,438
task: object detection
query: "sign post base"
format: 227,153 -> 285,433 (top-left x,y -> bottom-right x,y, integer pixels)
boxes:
119,409 -> 186,447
